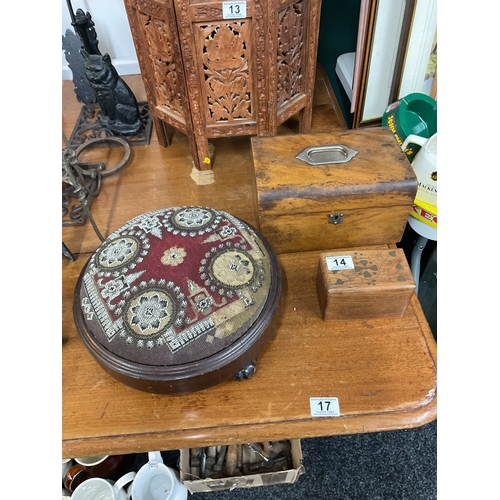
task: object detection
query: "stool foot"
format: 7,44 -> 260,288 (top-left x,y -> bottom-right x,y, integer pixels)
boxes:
234,360 -> 257,381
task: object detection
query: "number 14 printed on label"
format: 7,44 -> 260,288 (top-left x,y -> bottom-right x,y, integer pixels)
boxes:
326,256 -> 354,271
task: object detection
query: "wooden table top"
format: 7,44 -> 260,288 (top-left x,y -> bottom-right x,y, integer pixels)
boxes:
62,70 -> 436,459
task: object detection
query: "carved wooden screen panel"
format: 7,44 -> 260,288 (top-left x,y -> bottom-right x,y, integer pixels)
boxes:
138,14 -> 184,118
276,1 -> 305,109
175,1 -> 263,140
269,0 -> 320,133
197,21 -> 254,126
124,0 -> 193,146
134,1 -> 186,130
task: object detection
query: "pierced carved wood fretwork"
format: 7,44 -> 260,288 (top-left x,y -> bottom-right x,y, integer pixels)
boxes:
199,22 -> 253,124
277,1 -> 304,108
139,13 -> 183,117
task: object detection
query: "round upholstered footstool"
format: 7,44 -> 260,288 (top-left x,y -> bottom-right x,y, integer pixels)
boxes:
73,206 -> 282,394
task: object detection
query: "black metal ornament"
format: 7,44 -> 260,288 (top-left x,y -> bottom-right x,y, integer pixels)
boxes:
62,29 -> 95,105
81,50 -> 144,136
65,0 -> 145,138
62,132 -> 105,241
67,2 -> 101,55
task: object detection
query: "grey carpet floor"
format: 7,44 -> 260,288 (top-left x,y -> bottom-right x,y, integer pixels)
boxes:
137,419 -> 437,499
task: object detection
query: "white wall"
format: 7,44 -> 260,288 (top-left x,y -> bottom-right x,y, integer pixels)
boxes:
62,0 -> 139,80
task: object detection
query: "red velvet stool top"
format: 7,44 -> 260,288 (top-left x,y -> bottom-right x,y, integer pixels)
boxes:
74,206 -> 281,394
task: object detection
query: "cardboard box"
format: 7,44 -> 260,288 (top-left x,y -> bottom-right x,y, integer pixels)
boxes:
180,440 -> 304,493
316,248 -> 416,321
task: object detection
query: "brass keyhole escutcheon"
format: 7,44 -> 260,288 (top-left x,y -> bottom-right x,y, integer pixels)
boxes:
329,213 -> 344,225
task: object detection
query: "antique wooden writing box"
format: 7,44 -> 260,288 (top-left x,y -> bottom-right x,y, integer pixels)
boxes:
251,128 -> 417,253
316,248 -> 415,321
73,206 -> 282,394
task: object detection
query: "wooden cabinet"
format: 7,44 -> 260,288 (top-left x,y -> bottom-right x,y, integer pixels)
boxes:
123,0 -> 322,170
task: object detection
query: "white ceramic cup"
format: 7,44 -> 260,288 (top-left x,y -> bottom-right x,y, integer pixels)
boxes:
71,471 -> 136,500
131,451 -> 187,500
75,455 -> 109,467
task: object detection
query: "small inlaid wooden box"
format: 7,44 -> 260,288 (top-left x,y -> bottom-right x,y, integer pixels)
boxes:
316,248 -> 416,321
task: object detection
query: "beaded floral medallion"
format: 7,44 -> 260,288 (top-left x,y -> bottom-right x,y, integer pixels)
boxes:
76,206 -> 278,367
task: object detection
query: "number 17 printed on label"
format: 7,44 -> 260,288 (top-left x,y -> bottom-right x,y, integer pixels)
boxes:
310,398 -> 340,417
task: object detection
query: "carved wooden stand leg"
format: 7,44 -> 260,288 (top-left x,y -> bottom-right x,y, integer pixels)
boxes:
153,116 -> 173,148
298,99 -> 313,134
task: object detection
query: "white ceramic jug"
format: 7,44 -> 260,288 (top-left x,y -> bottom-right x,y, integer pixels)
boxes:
401,133 -> 437,207
130,451 -> 188,500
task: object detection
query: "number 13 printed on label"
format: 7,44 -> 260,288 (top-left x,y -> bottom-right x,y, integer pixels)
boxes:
222,1 -> 247,19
